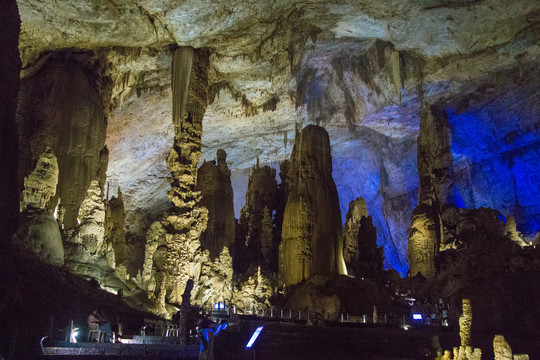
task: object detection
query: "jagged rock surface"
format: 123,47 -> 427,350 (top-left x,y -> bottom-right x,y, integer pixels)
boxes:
14,147 -> 63,265
143,48 -> 233,313
408,105 -> 452,278
235,163 -> 280,273
20,147 -> 59,211
280,125 -> 346,285
17,55 -> 108,230
197,149 -> 235,259
342,198 -> 383,277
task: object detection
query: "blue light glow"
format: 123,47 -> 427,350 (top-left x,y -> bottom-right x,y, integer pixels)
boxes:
412,314 -> 422,320
447,87 -> 540,237
246,326 -> 264,349
214,302 -> 225,310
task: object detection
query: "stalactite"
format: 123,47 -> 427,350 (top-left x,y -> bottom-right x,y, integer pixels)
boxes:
171,47 -> 193,134
391,50 -> 401,105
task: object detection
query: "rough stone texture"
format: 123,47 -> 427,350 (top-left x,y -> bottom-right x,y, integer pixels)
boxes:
493,335 -> 513,360
13,210 -> 64,266
197,150 -> 235,259
142,48 -> 233,313
72,180 -> 108,256
14,147 -> 63,265
14,0 -> 540,277
459,299 -> 472,347
20,147 -> 59,211
105,190 -> 127,269
280,125 -> 346,285
235,162 -> 279,273
17,55 -> 108,230
343,198 -> 369,274
0,0 -> 21,244
408,204 -> 439,278
408,105 -> 452,278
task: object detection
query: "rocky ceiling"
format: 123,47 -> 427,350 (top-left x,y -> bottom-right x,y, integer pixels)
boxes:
17,0 -> 540,274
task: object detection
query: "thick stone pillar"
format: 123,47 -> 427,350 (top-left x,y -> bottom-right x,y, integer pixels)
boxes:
0,0 -> 21,244
408,104 -> 452,278
280,125 -> 346,286
145,48 -> 232,311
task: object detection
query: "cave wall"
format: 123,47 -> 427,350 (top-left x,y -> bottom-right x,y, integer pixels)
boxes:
17,55 -> 108,230
448,81 -> 540,239
0,0 -> 21,243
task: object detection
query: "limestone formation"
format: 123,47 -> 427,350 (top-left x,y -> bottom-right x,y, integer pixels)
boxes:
143,48 -> 233,312
197,149 -> 235,259
14,211 -> 64,266
459,299 -> 472,347
14,147 -> 64,265
408,105 -> 452,278
493,335 -> 513,360
408,204 -> 439,278
75,180 -> 107,256
235,163 -> 279,273
17,55 -> 108,230
343,198 -> 383,277
105,189 -> 127,267
280,125 -> 347,285
343,198 -> 369,273
20,147 -> 59,211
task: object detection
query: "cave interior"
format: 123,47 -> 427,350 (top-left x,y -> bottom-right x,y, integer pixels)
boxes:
1,0 -> 539,359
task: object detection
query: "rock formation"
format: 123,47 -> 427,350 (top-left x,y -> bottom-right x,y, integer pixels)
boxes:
408,105 -> 452,278
197,149 -> 235,259
17,54 -> 108,230
105,189 -> 127,268
493,335 -> 514,360
343,198 -> 383,277
143,48 -> 232,313
280,125 -> 347,285
235,162 -> 279,273
20,147 -> 59,212
459,299 -> 472,347
14,147 -> 64,265
0,0 -> 21,243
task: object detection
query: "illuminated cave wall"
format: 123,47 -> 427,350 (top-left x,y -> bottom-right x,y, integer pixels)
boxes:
332,128 -> 418,277
448,84 -> 540,238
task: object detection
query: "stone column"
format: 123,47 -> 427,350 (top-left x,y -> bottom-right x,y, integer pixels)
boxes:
408,104 -> 452,278
280,125 -> 347,285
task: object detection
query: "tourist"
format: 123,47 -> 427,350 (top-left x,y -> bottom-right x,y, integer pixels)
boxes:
88,308 -> 113,342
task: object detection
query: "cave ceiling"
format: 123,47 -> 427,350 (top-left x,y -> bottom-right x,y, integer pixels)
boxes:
17,0 -> 540,272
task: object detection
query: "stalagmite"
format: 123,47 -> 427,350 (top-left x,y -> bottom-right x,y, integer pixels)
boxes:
14,147 -> 63,265
235,163 -> 279,273
197,149 -> 235,259
459,299 -> 472,347
21,146 -> 59,211
408,104 -> 452,278
144,48 -> 232,311
280,125 -> 347,285
493,335 -> 513,360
